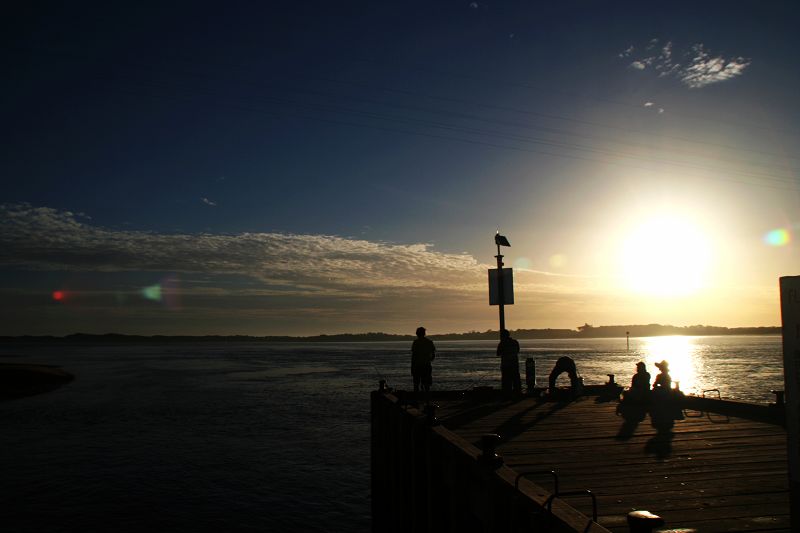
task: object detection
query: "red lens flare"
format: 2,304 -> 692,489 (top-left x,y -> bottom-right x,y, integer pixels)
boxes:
52,290 -> 65,301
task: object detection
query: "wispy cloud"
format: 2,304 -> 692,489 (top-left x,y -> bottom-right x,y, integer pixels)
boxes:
0,204 -> 613,334
0,204 -> 486,298
680,44 -> 751,88
642,101 -> 665,114
621,40 -> 750,88
201,197 -> 217,207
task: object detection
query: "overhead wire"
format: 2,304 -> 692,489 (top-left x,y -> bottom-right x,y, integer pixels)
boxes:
348,56 -> 800,138
7,46 -> 800,191
12,44 -> 800,166
77,74 -> 800,191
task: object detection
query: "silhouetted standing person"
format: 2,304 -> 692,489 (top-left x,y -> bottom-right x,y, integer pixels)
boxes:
411,327 -> 435,393
497,329 -> 521,396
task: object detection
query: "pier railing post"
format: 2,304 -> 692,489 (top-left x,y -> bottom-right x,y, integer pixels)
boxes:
525,358 -> 535,394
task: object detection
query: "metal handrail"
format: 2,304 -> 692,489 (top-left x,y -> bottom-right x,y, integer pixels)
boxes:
702,388 -> 721,399
510,470 -> 560,532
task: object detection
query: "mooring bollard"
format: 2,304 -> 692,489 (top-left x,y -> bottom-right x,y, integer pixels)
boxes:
607,374 -> 615,385
627,510 -> 665,532
525,358 -> 535,393
772,389 -> 785,406
478,433 -> 503,468
423,403 -> 439,425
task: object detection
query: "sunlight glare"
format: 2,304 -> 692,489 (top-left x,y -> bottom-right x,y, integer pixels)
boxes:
620,216 -> 711,296
641,336 -> 699,393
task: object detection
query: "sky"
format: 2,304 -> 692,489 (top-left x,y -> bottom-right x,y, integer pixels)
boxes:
1,1 -> 799,336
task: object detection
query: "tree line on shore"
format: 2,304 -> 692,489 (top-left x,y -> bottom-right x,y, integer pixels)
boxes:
0,324 -> 781,343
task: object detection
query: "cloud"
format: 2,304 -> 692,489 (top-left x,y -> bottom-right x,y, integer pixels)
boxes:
621,40 -> 750,88
201,197 -> 217,206
0,204 -> 615,334
680,44 -> 751,88
469,1 -> 478,8
642,101 -> 665,114
0,203 -> 488,298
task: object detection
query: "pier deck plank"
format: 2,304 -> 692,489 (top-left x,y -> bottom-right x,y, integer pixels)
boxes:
435,395 -> 789,532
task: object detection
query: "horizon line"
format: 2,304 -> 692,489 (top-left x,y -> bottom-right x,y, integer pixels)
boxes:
0,323 -> 783,340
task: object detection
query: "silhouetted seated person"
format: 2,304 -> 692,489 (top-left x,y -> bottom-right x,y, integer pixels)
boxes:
627,362 -> 651,401
547,356 -> 581,397
618,362 -> 650,421
649,360 -> 685,430
652,360 -> 672,397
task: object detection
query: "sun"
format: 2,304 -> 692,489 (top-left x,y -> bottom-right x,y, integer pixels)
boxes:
619,215 -> 711,297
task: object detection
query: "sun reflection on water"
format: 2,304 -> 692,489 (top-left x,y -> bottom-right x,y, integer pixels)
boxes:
641,336 -> 701,393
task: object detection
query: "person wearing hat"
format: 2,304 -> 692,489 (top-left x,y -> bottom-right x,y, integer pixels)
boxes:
653,360 -> 672,391
411,326 -> 436,393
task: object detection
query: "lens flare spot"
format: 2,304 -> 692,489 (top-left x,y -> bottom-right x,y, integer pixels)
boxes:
52,290 -> 65,301
764,228 -> 791,247
514,257 -> 532,269
549,254 -> 566,268
141,275 -> 181,309
142,284 -> 162,301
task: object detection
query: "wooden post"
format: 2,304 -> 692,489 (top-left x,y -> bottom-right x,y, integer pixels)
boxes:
525,358 -> 535,393
780,276 -> 800,531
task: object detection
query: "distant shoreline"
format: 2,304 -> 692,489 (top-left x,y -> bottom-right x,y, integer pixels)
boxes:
0,363 -> 75,401
0,324 -> 782,343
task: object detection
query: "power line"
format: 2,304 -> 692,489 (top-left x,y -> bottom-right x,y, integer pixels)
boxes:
78,74 -> 800,192
7,46 -> 799,190
348,57 -> 800,139
12,45 -> 800,167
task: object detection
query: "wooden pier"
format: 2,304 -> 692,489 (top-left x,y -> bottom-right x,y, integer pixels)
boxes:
371,386 -> 790,532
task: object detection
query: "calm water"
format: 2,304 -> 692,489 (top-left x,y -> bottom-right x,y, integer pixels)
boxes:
0,336 -> 785,532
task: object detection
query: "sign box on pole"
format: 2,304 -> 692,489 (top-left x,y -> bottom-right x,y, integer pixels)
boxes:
780,275 -> 800,529
488,268 -> 514,305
